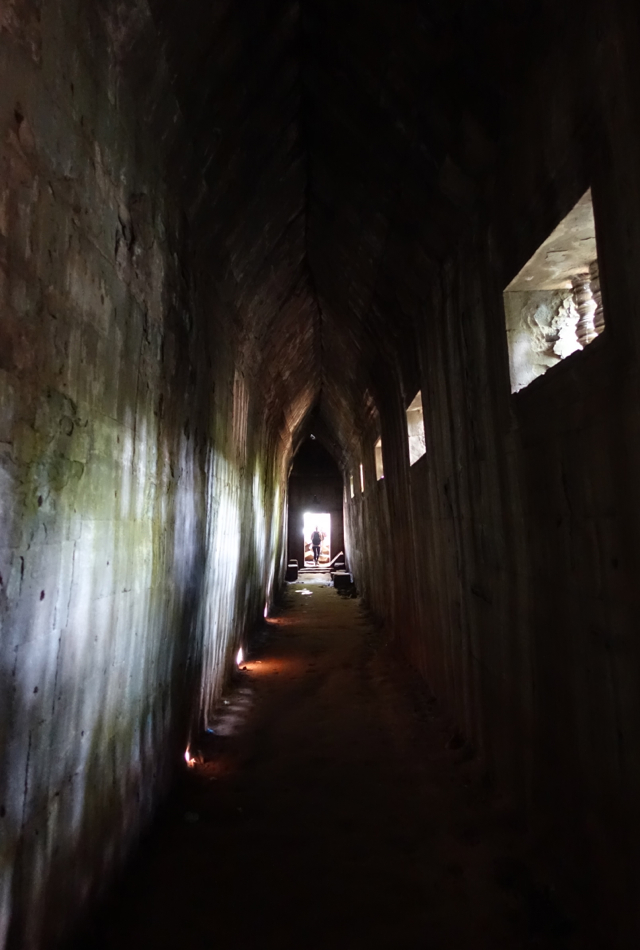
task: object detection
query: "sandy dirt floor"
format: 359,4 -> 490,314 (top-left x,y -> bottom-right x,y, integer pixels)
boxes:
66,578 -> 585,950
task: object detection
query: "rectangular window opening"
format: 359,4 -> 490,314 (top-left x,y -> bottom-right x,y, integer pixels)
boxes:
375,438 -> 384,480
503,188 -> 605,394
349,474 -> 354,499
359,463 -> 365,493
407,391 -> 426,465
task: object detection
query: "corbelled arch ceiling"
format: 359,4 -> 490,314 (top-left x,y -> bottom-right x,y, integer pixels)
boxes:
147,0 -> 543,467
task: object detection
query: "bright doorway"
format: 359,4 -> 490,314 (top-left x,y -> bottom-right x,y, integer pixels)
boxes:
303,512 -> 331,566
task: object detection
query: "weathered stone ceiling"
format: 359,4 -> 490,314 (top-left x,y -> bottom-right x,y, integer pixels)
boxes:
303,0 -> 543,457
147,0 -> 541,463
147,0 -> 320,444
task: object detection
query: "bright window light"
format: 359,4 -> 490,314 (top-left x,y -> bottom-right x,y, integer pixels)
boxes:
503,189 -> 604,393
407,392 -> 426,465
350,475 -> 354,498
375,438 -> 384,480
359,463 -> 365,493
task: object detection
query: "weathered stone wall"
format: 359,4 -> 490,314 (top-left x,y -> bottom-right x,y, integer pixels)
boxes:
345,1 -> 640,943
0,4 -> 287,946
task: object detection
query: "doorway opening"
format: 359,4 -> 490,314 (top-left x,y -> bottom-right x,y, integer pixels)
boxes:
287,434 -> 345,571
303,512 -> 331,566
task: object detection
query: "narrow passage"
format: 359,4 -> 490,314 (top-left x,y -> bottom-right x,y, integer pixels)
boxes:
71,579 -> 580,950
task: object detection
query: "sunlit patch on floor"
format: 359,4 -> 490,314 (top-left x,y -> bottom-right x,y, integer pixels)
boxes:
240,655 -> 309,679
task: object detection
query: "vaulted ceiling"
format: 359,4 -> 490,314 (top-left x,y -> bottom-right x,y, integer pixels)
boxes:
147,0 -> 543,465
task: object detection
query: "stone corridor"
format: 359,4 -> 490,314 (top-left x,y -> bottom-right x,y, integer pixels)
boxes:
67,580 -> 581,950
2,0 -> 640,945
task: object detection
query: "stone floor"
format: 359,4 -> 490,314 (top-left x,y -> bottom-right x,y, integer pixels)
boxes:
66,580 -> 586,950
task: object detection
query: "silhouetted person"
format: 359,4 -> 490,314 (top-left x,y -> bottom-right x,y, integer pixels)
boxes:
311,527 -> 322,564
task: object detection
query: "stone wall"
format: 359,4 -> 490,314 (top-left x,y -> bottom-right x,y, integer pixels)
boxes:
345,1 -> 640,943
0,3 -> 286,946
